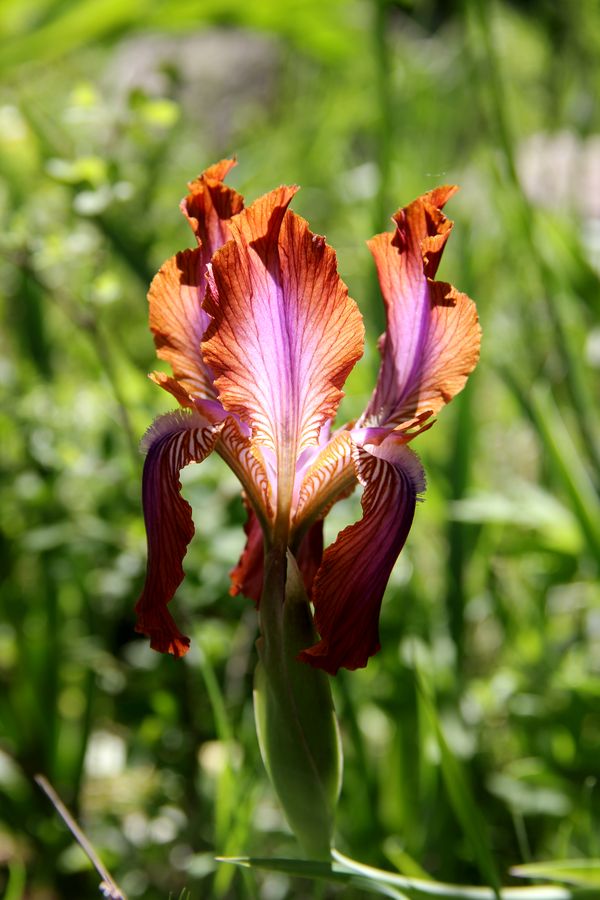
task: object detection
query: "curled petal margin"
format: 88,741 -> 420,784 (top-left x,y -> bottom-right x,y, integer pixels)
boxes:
300,434 -> 425,675
148,249 -> 216,401
149,160 -> 243,405
135,406 -> 224,657
181,158 -> 244,247
363,187 -> 480,428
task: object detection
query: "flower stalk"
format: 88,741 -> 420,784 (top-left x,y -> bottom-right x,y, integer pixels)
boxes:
254,552 -> 342,859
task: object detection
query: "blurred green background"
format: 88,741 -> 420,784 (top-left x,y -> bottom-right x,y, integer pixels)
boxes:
1,0 -> 600,897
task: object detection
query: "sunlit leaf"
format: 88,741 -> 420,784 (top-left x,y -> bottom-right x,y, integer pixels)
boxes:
511,861 -> 600,888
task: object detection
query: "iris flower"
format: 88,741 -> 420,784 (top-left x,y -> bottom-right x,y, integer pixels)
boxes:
135,159 -> 480,675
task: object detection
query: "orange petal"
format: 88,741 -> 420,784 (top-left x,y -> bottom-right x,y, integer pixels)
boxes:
149,249 -> 217,401
181,158 -> 243,245
363,187 -> 480,427
229,499 -> 265,604
300,434 -> 425,674
292,430 -> 357,539
149,371 -> 196,408
203,188 -> 365,476
217,416 -> 273,527
149,161 -> 243,403
135,406 -> 224,657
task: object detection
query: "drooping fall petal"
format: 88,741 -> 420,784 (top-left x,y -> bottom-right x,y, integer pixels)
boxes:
149,160 -> 243,403
230,505 -> 324,604
362,187 -> 480,428
295,518 -> 325,598
299,433 -> 425,674
229,501 -> 265,604
135,406 -> 225,656
203,189 -> 365,479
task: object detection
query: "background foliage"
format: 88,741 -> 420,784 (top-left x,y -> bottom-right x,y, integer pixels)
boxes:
1,0 -> 599,897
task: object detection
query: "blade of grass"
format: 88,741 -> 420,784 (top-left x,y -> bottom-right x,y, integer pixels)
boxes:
70,667 -> 95,812
372,0 -> 394,234
34,774 -> 127,900
505,377 -> 600,560
219,856 -> 409,899
384,838 -> 434,881
219,853 -> 591,900
0,0 -> 148,75
335,669 -> 383,848
510,862 -> 600,889
445,231 -> 481,677
465,0 -> 600,482
195,633 -> 256,899
414,665 -> 502,898
445,387 -> 476,673
368,0 -> 394,340
4,861 -> 26,900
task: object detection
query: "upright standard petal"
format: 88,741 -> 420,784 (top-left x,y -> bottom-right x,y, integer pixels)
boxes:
149,160 -> 244,403
149,249 -> 217,400
181,158 -> 244,248
299,433 -> 425,674
362,187 -> 480,428
203,188 -> 365,482
135,406 -> 224,657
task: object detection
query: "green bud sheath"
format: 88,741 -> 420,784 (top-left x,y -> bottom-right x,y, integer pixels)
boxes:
254,551 -> 342,859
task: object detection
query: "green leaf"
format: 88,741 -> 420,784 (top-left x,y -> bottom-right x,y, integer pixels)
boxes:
4,861 -> 27,900
450,484 -> 582,556
414,666 -> 502,898
511,861 -> 600,888
217,856 -> 409,898
218,852 -> 591,899
528,385 -> 600,559
0,0 -> 148,74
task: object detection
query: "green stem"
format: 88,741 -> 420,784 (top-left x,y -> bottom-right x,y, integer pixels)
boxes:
254,553 -> 341,859
257,544 -> 286,668
222,854 -> 592,900
334,850 -> 590,900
